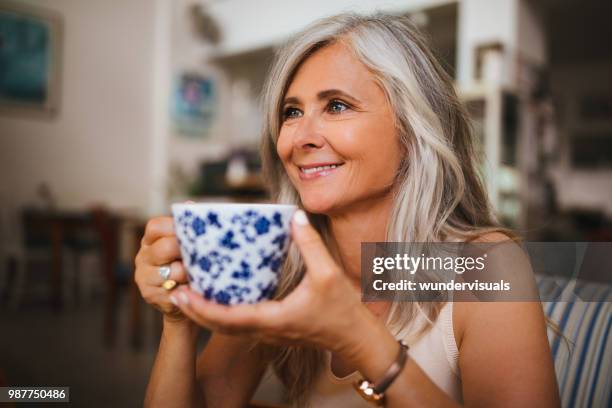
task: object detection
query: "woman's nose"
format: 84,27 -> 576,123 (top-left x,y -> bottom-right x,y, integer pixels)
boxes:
292,114 -> 325,150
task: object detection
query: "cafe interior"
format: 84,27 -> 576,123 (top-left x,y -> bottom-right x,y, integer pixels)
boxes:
0,0 -> 610,406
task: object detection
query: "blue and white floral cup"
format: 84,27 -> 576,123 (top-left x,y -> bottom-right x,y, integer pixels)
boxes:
172,202 -> 297,305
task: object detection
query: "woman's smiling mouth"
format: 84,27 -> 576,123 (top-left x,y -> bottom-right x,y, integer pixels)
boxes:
297,163 -> 344,180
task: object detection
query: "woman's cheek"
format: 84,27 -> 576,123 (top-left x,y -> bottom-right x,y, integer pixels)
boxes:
276,130 -> 291,158
276,139 -> 288,164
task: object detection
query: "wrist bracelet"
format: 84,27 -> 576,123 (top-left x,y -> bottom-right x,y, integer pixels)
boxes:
353,340 -> 409,406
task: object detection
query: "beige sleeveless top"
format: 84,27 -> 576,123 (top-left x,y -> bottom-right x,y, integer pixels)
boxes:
307,302 -> 462,407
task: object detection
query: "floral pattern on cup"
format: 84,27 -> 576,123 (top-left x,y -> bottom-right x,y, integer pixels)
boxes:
172,203 -> 297,305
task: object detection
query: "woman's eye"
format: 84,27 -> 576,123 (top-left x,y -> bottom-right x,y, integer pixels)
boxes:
282,107 -> 302,121
327,100 -> 349,114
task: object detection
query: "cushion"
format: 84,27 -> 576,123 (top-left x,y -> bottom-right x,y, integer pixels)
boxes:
538,276 -> 611,408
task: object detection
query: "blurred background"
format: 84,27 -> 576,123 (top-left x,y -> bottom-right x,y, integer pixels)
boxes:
0,0 -> 610,406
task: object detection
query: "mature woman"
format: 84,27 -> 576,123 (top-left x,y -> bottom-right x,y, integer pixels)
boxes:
135,13 -> 559,407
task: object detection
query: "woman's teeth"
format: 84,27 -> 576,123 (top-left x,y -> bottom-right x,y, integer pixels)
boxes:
301,164 -> 339,174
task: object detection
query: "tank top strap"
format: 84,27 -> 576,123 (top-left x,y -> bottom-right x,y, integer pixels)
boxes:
438,302 -> 460,375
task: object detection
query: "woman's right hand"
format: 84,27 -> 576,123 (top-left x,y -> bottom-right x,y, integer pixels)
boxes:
135,216 -> 190,324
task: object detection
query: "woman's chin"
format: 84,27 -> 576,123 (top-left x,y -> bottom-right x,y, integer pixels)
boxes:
300,196 -> 342,215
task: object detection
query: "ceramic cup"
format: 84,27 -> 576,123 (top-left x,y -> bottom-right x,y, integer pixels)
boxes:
172,202 -> 297,305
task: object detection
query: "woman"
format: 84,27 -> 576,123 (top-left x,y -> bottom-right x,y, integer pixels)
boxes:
135,13 -> 560,407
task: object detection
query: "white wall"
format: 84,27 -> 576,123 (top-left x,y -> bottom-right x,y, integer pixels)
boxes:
165,0 -> 231,188
0,0 -> 159,214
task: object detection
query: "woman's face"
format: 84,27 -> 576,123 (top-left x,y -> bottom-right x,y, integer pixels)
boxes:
276,41 -> 402,215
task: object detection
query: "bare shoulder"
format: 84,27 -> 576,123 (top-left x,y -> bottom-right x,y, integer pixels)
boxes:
453,232 -> 535,348
450,231 -> 558,406
471,231 -> 514,243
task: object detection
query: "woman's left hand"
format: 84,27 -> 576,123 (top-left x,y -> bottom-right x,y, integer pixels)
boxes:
170,210 -> 371,356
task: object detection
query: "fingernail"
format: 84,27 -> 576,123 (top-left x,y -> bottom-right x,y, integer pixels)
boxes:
178,292 -> 189,305
293,210 -> 309,226
169,295 -> 178,306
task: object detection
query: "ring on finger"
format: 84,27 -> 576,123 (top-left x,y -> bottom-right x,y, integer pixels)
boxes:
162,279 -> 177,291
159,264 -> 171,281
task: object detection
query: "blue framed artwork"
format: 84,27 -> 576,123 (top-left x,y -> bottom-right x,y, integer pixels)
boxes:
172,72 -> 217,137
0,1 -> 62,116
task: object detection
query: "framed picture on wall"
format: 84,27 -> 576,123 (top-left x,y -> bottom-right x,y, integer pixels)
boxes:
0,1 -> 63,117
172,72 -> 217,137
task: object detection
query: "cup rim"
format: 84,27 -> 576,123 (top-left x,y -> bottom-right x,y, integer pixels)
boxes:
172,202 -> 298,210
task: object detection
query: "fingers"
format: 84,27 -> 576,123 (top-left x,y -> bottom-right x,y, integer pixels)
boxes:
134,216 -> 191,322
171,288 -> 234,332
291,210 -> 337,278
146,260 -> 188,286
168,260 -> 188,282
135,260 -> 188,309
147,236 -> 182,266
135,237 -> 184,286
171,287 -> 285,334
134,237 -> 187,307
151,283 -> 189,314
142,216 -> 175,246
139,279 -> 189,313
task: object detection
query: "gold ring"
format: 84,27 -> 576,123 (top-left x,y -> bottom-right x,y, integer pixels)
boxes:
162,279 -> 177,291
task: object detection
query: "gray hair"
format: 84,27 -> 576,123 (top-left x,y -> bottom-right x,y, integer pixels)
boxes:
259,12 -> 502,405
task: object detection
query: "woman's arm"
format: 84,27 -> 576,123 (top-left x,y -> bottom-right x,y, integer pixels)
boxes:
456,301 -> 560,407
196,332 -> 268,407
145,318 -> 202,408
344,235 -> 559,407
145,319 -> 267,408
137,216 -> 267,407
345,299 -> 559,407
340,305 -> 462,407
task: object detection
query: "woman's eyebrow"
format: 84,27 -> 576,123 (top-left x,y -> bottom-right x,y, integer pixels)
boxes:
282,96 -> 300,107
317,89 -> 360,103
282,89 -> 362,107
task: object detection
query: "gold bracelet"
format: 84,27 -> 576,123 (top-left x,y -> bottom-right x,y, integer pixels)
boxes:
353,340 -> 409,406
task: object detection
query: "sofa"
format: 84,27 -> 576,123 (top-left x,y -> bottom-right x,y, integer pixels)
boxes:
538,276 -> 611,407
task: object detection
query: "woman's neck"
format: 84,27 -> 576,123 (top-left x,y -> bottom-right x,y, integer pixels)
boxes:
327,194 -> 395,285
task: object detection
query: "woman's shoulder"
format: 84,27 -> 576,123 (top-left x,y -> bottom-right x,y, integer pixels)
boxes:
460,230 -> 523,260
453,229 -> 531,349
466,230 -> 517,244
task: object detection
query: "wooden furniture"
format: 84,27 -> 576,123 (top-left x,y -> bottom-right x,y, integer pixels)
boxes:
22,208 -> 125,346
45,210 -> 100,310
89,208 -> 122,346
13,208 -> 95,310
129,221 -> 146,349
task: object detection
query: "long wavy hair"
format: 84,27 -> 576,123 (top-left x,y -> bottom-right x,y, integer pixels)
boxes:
259,13 -> 508,406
